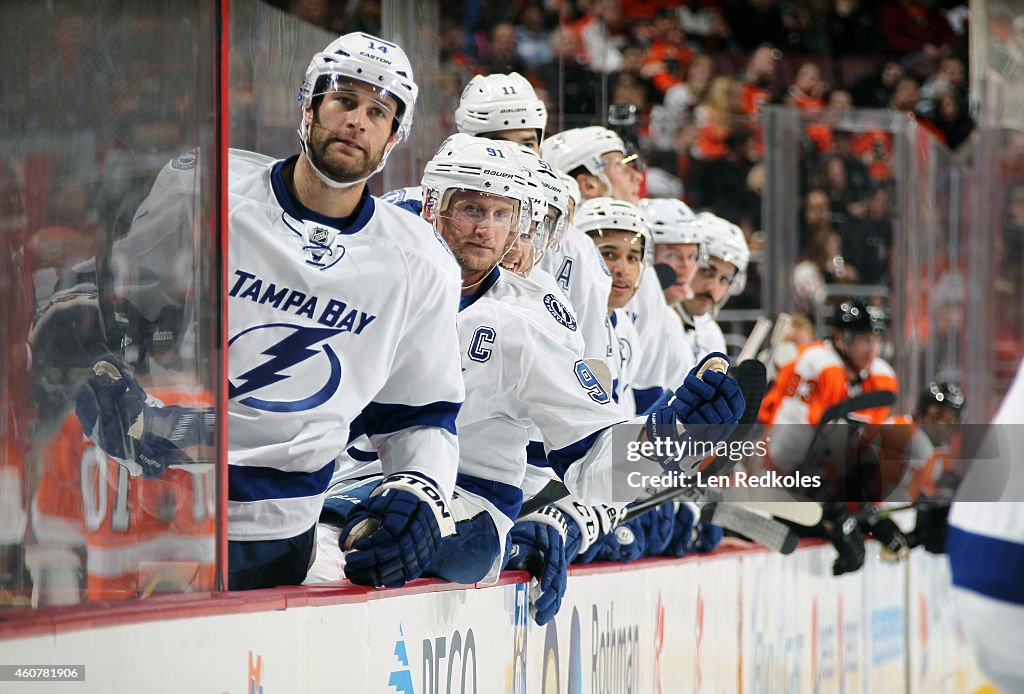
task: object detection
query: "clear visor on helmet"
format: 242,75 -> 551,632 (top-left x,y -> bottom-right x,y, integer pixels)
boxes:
503,210 -> 551,277
310,74 -> 402,127
656,239 -> 708,268
544,204 -> 568,252
434,188 -> 531,249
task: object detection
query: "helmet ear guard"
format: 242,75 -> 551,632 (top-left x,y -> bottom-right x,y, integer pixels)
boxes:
540,126 -> 626,196
694,212 -> 750,302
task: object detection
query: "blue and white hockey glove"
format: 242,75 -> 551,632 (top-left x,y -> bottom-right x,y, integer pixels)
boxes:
638,502 -> 677,557
553,499 -> 623,561
577,517 -> 647,564
666,502 -> 723,557
505,505 -> 569,625
339,472 -> 456,588
645,353 -> 745,466
75,354 -> 213,478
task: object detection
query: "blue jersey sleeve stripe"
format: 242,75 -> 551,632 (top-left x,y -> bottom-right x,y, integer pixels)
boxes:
229,460 -> 335,502
347,446 -> 379,462
362,400 -> 460,437
545,424 -> 619,480
948,525 -> 1024,606
526,440 -> 550,468
456,473 -> 523,521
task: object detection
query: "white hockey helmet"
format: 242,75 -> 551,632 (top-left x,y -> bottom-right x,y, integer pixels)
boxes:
696,212 -> 750,297
541,126 -> 626,195
558,172 -> 581,212
421,133 -> 533,245
576,197 -> 652,287
298,33 -> 418,186
638,198 -> 703,245
512,145 -> 570,252
454,72 -> 548,142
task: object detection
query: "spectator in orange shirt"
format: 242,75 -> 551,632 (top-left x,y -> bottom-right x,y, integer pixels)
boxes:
739,43 -> 781,117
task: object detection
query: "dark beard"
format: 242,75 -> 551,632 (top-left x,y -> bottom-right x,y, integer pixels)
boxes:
306,118 -> 380,184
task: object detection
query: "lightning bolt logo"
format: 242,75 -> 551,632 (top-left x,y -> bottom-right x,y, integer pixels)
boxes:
229,323 -> 344,412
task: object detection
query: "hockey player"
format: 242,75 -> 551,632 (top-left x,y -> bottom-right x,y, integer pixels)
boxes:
310,135 -> 745,599
542,128 -> 676,414
948,360 -> 1024,693
672,212 -> 750,362
75,33 -> 466,590
454,72 -> 548,152
759,299 -> 897,469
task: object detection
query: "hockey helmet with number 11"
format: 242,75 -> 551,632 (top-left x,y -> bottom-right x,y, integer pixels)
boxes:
455,72 -> 548,143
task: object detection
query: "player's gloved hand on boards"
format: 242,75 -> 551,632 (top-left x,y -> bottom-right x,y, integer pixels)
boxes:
645,353 -> 745,463
823,502 -> 865,576
340,472 -> 455,588
906,496 -> 951,554
862,511 -> 909,562
553,500 -> 622,561
665,502 -> 723,556
639,502 -> 677,556
75,353 -> 212,478
505,506 -> 569,625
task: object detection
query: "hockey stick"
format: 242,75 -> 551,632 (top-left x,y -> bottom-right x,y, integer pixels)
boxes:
608,360 -> 769,519
798,389 -> 896,473
736,317 -> 773,365
515,357 -> 734,520
712,503 -> 799,554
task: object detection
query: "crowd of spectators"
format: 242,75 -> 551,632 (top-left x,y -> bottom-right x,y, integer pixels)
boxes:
280,0 -> 974,318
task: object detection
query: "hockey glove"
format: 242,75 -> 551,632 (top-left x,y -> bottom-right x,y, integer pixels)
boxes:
639,502 -> 678,556
645,353 -> 745,467
862,512 -> 909,562
578,517 -> 647,564
75,354 -> 213,478
340,472 -> 455,588
823,502 -> 865,576
553,500 -> 623,560
505,506 -> 569,625
665,502 -> 724,556
906,497 -> 951,554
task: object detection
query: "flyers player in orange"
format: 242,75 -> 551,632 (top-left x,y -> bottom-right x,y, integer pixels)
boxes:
30,293 -> 215,603
759,299 -> 898,473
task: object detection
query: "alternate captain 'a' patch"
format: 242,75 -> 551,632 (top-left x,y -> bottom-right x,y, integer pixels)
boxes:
543,293 -> 577,332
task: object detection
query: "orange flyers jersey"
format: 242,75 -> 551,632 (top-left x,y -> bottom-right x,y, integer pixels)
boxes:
32,387 -> 216,601
758,340 -> 898,468
874,414 -> 956,501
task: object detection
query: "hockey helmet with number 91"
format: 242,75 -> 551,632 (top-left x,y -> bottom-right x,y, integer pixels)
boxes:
298,33 -> 418,182
421,134 -> 533,247
455,72 -> 548,142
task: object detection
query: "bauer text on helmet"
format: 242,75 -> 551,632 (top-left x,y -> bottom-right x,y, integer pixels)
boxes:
421,134 -> 533,291
455,73 -> 548,152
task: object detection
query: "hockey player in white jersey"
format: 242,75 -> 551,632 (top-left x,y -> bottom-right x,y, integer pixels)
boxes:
948,359 -> 1024,693
309,135 -> 745,602
637,197 -> 707,409
673,212 -> 750,362
75,33 -> 466,590
542,127 -> 678,413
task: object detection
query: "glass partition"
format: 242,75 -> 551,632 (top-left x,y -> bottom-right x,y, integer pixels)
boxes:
0,0 -> 225,606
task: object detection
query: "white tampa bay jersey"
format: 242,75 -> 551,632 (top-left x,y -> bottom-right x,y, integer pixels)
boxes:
608,309 -> 642,416
671,302 -> 727,363
380,185 -> 424,217
124,148 -> 465,543
539,224 -> 614,362
659,304 -> 696,388
948,360 -> 1024,693
621,266 -> 680,409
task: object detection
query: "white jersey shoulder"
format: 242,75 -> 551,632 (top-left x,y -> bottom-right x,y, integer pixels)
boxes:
540,224 -> 614,361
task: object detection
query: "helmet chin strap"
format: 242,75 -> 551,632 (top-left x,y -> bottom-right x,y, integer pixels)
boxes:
297,121 -> 396,191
